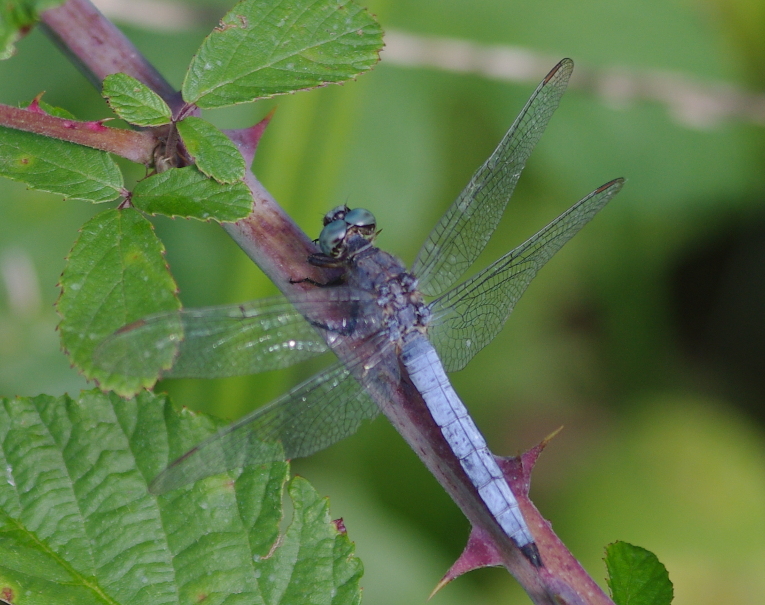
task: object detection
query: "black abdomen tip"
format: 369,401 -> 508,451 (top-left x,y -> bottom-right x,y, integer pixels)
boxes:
519,542 -> 543,568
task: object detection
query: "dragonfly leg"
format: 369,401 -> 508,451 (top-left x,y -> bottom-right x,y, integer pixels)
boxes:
288,276 -> 341,287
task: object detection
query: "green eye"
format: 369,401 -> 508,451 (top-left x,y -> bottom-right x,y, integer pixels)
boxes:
322,205 -> 349,226
318,219 -> 347,257
344,208 -> 376,229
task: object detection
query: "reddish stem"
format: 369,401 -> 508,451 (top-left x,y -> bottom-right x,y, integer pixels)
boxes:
0,103 -> 157,164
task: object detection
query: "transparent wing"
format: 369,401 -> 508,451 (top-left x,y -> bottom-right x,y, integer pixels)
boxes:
149,343 -> 395,493
412,59 -> 574,298
428,179 -> 624,372
94,288 -> 382,379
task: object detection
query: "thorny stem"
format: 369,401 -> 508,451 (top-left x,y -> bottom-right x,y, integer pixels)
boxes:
0,103 -> 158,164
32,2 -> 615,604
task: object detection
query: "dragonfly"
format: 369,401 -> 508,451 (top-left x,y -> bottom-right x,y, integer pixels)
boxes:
97,58 -> 623,566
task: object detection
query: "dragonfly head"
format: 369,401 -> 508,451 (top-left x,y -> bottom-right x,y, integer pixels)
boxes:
319,207 -> 377,258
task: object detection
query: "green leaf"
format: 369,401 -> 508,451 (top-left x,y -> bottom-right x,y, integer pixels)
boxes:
131,165 -> 252,221
0,1 -> 65,60
605,541 -> 674,605
21,98 -> 76,119
0,126 -> 123,202
261,478 -> 364,605
176,116 -> 246,183
182,0 -> 383,109
0,390 -> 363,605
102,73 -> 172,127
57,209 -> 180,396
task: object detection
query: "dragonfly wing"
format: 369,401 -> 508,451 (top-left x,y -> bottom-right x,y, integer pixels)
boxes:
95,289 -> 381,379
428,179 -> 624,372
412,59 -> 574,298
149,355 -> 388,494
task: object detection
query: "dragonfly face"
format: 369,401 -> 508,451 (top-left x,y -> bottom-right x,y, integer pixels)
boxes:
95,58 -> 623,564
318,206 -> 378,258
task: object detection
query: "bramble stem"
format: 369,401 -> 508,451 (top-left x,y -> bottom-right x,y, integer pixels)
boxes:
0,103 -> 157,163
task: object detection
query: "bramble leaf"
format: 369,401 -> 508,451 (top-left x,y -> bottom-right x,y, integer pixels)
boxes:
0,126 -> 123,202
182,0 -> 384,108
0,390 -> 363,605
131,166 -> 252,221
176,116 -> 246,183
57,209 -> 180,396
102,73 -> 172,127
605,541 -> 673,605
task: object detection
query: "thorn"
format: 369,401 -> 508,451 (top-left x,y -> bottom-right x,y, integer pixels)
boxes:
428,577 -> 450,601
542,425 -> 564,446
223,107 -> 276,165
262,105 -> 277,122
84,120 -> 108,132
431,526 -> 504,597
27,93 -> 46,113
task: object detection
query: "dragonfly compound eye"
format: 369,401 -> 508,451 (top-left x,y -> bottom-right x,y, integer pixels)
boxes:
344,207 -> 377,242
344,208 -> 376,229
322,205 -> 349,226
319,219 -> 348,257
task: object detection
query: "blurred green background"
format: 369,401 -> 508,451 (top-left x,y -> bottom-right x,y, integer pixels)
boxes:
2,0 -> 765,603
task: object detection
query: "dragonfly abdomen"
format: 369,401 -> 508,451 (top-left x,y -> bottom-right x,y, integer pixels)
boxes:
400,336 -> 535,552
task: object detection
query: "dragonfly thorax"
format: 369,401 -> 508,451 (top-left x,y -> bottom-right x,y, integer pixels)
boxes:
374,271 -> 431,344
316,205 -> 431,344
